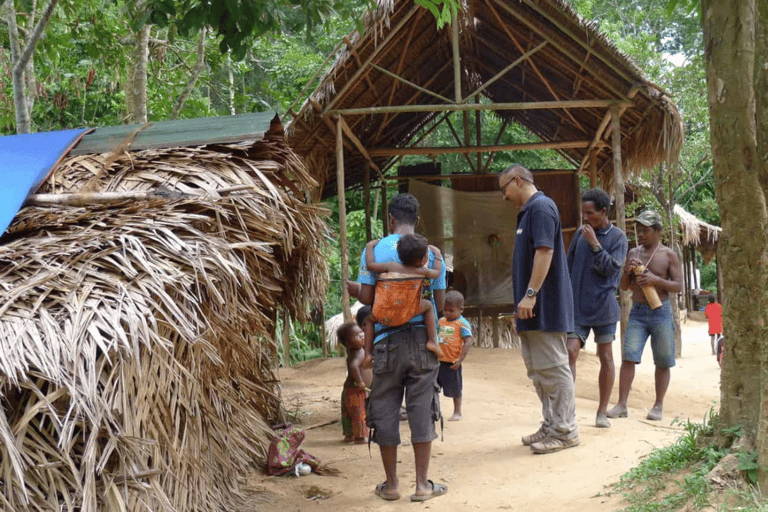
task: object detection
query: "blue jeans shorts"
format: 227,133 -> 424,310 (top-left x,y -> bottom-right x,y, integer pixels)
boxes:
568,323 -> 617,347
622,299 -> 676,368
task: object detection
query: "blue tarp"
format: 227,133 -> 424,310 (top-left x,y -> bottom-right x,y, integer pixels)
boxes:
0,128 -> 87,236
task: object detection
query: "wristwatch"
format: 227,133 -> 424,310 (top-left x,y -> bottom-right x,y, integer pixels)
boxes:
591,243 -> 602,253
526,287 -> 538,298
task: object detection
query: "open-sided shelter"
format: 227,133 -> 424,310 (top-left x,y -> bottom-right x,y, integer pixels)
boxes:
286,0 -> 683,337
0,114 -> 328,511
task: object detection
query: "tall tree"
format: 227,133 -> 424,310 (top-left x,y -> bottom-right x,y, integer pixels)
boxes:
4,0 -> 60,133
699,0 -> 768,489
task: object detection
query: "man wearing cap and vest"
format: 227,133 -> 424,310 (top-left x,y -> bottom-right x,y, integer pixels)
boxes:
607,210 -> 682,422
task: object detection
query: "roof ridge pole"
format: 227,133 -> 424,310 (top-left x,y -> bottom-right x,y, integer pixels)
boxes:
336,115 -> 353,323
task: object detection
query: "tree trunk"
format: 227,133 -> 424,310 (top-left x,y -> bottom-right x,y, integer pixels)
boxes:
171,27 -> 206,119
227,51 -> 236,115
131,25 -> 151,124
753,0 -> 768,490
6,0 -> 58,134
703,0 -> 766,444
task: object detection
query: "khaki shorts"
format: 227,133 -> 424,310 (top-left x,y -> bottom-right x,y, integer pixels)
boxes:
366,325 -> 440,446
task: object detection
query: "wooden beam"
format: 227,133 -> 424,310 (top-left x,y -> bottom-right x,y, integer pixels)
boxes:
464,41 -> 548,103
518,0 -> 672,98
369,140 -> 591,156
336,117 -> 353,323
376,20 -> 420,140
381,110 -> 455,175
370,63 -> 453,103
332,99 -> 633,116
321,5 -> 422,115
451,8 -> 461,104
445,117 -> 478,171
343,36 -> 380,100
488,0 -> 631,101
589,147 -> 598,188
364,161 -> 372,242
577,86 -> 641,177
482,118 -> 510,173
483,1 -> 585,132
337,115 -> 384,180
611,106 -> 630,344
381,180 -> 388,236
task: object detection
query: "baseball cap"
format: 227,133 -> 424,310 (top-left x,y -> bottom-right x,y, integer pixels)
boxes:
636,210 -> 663,227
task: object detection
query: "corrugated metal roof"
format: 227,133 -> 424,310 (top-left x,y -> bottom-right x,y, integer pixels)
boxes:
71,112 -> 277,155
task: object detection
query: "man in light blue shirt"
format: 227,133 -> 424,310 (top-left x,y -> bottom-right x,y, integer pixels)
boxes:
349,193 -> 447,502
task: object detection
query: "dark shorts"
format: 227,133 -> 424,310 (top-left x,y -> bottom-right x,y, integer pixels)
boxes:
366,325 -> 440,446
568,323 -> 617,348
437,362 -> 463,398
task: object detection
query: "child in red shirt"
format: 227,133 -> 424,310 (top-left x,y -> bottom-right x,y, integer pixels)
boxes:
704,296 -> 722,356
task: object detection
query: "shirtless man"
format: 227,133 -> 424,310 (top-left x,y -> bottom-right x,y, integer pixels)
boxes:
607,210 -> 682,422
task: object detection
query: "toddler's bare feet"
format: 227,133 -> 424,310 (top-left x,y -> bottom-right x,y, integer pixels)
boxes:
426,339 -> 443,358
448,413 -> 462,421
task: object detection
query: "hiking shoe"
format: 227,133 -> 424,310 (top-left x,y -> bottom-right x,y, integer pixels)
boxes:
521,423 -> 548,446
530,435 -> 580,454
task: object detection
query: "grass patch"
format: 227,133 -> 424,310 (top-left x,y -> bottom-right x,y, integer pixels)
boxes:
612,409 -> 767,512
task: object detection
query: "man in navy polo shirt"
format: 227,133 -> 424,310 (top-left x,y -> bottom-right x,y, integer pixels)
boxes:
499,164 -> 578,454
566,188 -> 628,429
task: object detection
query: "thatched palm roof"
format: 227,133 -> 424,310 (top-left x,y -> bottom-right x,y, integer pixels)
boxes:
674,204 -> 720,262
0,125 -> 329,510
287,0 -> 683,197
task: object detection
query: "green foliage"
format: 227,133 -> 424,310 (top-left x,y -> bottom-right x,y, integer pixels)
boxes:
737,450 -> 759,484
614,410 -> 729,512
134,0 -> 374,60
414,0 -> 459,28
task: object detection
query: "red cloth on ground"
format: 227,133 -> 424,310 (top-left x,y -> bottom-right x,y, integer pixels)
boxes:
705,302 -> 722,335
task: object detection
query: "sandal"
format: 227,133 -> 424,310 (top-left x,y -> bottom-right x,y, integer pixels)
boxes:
375,482 -> 400,501
410,480 -> 448,502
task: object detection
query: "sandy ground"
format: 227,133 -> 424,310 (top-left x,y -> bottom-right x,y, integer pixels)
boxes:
250,318 -> 720,511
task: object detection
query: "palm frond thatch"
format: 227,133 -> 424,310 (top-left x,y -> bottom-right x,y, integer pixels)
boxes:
0,138 -> 329,510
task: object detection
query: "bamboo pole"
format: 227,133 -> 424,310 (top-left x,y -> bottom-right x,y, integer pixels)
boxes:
589,148 -> 598,188
611,106 -> 629,343
321,5 -> 422,115
369,140 -> 590,156
282,310 -> 291,366
364,161 -> 372,242
320,303 -> 327,358
381,180 -> 388,236
337,116 -> 353,323
464,41 -> 548,103
332,99 -> 632,116
370,63 -> 453,104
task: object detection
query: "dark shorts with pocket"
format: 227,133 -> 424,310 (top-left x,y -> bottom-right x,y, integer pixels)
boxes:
366,325 -> 440,446
437,362 -> 462,398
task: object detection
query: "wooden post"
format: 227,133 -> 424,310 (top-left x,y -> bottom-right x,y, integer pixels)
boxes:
682,245 -> 691,313
320,302 -> 327,358
364,161 -> 372,242
611,106 -> 630,343
716,253 -> 723,303
282,310 -> 291,366
478,307 -> 484,348
492,313 -> 499,349
337,116 -> 353,323
589,148 -> 598,189
381,180 -> 389,236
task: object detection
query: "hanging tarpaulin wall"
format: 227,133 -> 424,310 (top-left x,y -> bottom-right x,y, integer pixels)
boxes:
0,128 -> 88,236
408,178 -> 516,307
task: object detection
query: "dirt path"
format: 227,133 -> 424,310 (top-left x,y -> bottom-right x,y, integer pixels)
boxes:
251,318 -> 720,510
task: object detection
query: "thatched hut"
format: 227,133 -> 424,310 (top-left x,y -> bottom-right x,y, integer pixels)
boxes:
286,0 -> 683,344
0,114 -> 328,511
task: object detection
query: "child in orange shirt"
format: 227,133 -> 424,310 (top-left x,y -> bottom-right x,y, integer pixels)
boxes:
437,290 -> 473,421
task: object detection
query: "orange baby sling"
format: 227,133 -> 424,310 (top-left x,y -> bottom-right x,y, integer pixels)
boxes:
372,273 -> 425,327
